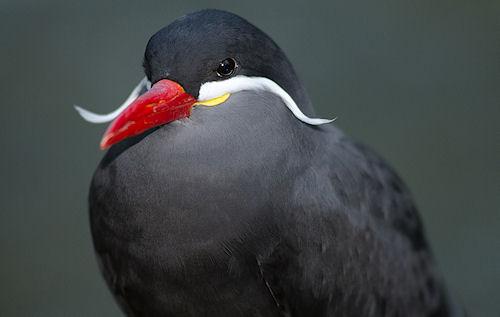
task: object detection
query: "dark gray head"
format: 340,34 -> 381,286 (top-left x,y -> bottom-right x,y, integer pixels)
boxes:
143,9 -> 314,114
76,9 -> 333,150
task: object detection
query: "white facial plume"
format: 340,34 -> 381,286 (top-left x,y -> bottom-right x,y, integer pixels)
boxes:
74,77 -> 151,123
75,75 -> 335,125
198,76 -> 335,125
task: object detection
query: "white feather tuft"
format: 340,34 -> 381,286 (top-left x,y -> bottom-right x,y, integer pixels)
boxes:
198,76 -> 335,125
74,77 -> 150,124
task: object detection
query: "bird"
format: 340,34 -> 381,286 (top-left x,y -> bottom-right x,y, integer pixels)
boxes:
78,9 -> 459,317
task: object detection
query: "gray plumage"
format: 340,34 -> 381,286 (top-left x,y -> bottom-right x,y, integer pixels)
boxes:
89,9 -> 457,317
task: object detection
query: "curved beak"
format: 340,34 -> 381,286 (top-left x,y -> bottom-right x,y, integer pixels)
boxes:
100,79 -> 197,150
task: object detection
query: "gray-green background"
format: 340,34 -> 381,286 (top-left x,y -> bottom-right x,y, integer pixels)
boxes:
1,0 -> 498,316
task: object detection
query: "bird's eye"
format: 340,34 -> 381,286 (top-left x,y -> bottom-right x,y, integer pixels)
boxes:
216,58 -> 237,77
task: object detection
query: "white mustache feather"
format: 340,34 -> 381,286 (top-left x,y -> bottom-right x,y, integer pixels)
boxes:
74,75 -> 335,126
74,77 -> 150,123
198,76 -> 335,125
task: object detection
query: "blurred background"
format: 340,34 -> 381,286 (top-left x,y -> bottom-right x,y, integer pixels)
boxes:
1,0 -> 498,316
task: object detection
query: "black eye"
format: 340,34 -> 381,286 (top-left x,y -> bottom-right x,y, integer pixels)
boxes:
216,58 -> 237,77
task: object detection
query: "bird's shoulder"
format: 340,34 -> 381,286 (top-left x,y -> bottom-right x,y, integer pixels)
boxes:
282,131 -> 428,252
261,132 -> 451,316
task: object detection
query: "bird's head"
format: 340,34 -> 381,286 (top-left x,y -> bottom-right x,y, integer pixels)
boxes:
76,9 -> 333,149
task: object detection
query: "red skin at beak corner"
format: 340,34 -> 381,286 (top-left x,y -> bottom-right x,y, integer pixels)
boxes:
100,79 -> 197,150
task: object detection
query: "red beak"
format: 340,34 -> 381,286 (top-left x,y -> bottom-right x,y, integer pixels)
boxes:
100,79 -> 197,149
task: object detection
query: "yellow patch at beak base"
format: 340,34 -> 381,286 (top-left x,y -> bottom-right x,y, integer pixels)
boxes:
194,93 -> 231,107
